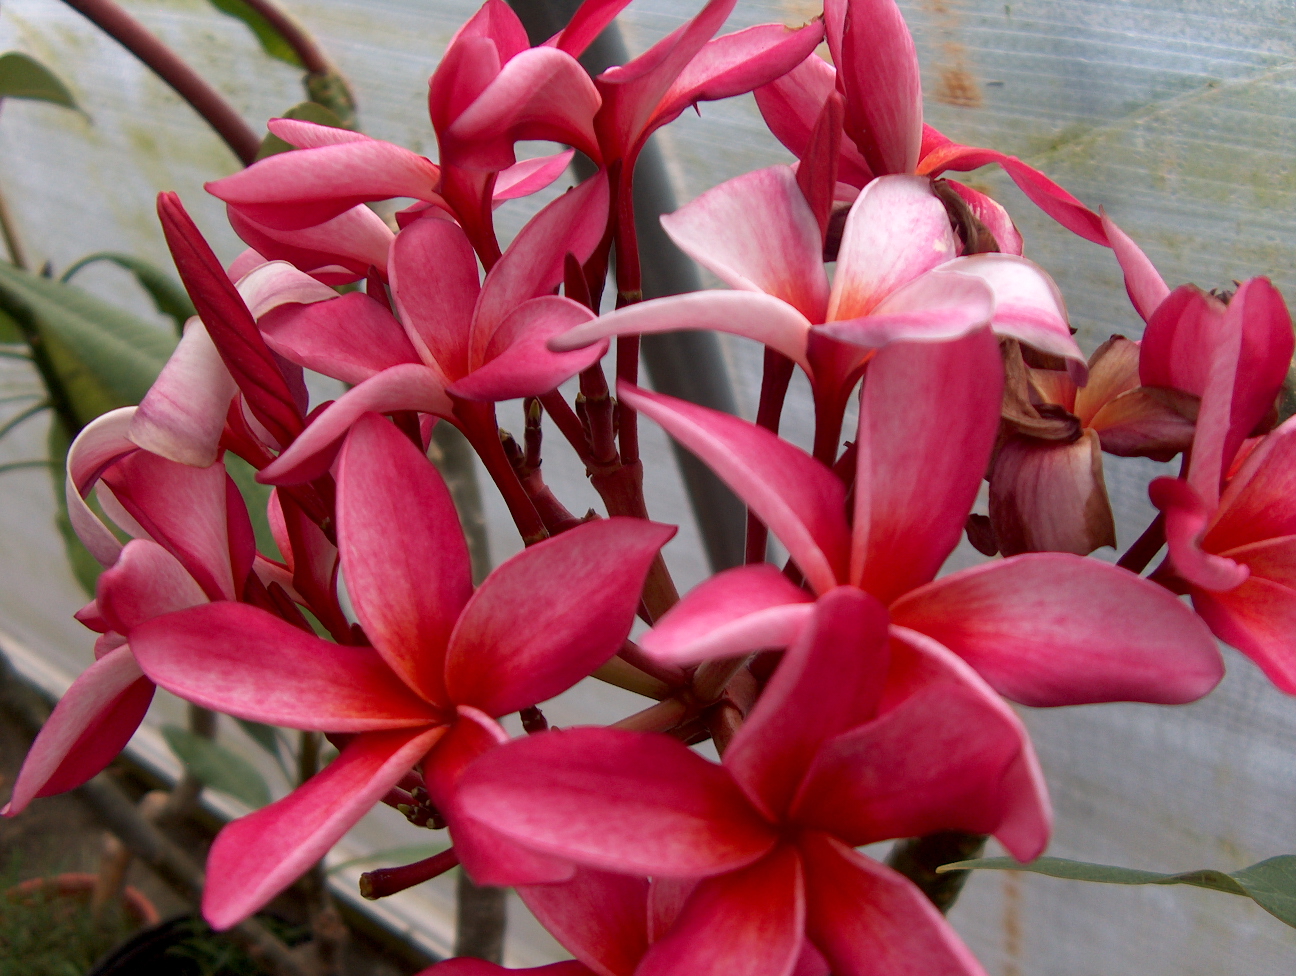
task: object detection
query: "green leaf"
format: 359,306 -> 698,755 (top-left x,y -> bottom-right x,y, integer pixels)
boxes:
162,725 -> 272,808
61,253 -> 195,335
207,0 -> 304,68
0,260 -> 176,428
0,52 -> 79,111
326,843 -> 450,876
940,855 -> 1296,929
48,418 -> 100,598
255,101 -> 347,160
233,717 -> 283,760
0,306 -> 22,343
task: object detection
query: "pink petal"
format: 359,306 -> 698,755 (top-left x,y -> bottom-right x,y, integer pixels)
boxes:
446,518 -> 675,716
96,539 -> 208,634
618,383 -> 849,593
817,270 -> 994,348
549,291 -> 813,373
129,319 -> 236,467
457,727 -> 778,877
828,176 -> 957,321
260,292 -> 421,385
518,868 -> 650,976
6,646 -> 152,814
659,165 -> 829,322
637,845 -> 804,976
492,150 -> 576,202
1139,284 -> 1224,397
837,0 -> 923,175
229,204 -> 394,281
726,587 -> 891,821
641,564 -> 814,665
266,118 -> 370,148
940,254 -> 1084,372
258,365 -> 454,485
132,602 -> 442,729
799,831 -> 988,976
418,963 -> 592,976
1209,418 -> 1296,552
234,260 -> 338,320
1149,477 -> 1249,591
338,414 -> 473,705
1192,577 -> 1296,694
66,408 -> 138,566
205,140 -> 442,230
851,328 -> 1002,603
548,0 -> 636,55
472,172 -> 609,365
890,553 -> 1225,705
450,296 -> 606,402
389,216 -> 481,381
1224,535 -> 1296,589
203,726 -> 444,929
988,431 -> 1116,557
1100,213 -> 1168,323
944,180 -> 1023,256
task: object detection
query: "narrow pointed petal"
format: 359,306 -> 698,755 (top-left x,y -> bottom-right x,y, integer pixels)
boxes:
989,431 -> 1116,557
726,587 -> 890,820
450,296 -> 606,402
96,539 -> 208,634
1101,213 -> 1169,322
550,292 -> 813,373
890,553 -> 1224,705
641,565 -> 814,665
818,270 -> 993,348
6,647 -> 153,813
66,408 -> 137,566
1193,577 -> 1296,694
1208,418 -> 1296,552
458,727 -> 778,877
518,868 -> 650,976
837,0 -> 922,175
852,329 -> 1002,602
338,414 -> 473,704
1149,477 -> 1249,591
258,365 -> 454,485
943,180 -> 1023,256
828,176 -> 957,321
940,254 -> 1084,371
446,518 -> 675,716
638,845 -> 804,976
660,166 -> 829,322
260,292 -> 421,385
204,727 -> 443,929
492,150 -> 576,202
132,602 -> 441,729
389,217 -> 480,380
549,0 -> 635,55
800,832 -> 987,976
619,384 -> 849,594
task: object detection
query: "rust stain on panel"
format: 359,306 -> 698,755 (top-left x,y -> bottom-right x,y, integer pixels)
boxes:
1002,871 -> 1023,976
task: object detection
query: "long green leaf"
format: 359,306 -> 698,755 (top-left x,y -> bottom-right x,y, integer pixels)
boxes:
940,855 -> 1296,929
61,253 -> 195,334
207,0 -> 304,68
0,52 -> 79,110
326,843 -> 450,876
162,725 -> 272,809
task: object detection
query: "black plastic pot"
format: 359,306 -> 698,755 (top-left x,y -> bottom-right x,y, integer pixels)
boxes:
88,915 -> 266,976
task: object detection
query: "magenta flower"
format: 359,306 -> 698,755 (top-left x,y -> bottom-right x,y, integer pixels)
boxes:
459,587 -> 1048,976
129,413 -> 674,927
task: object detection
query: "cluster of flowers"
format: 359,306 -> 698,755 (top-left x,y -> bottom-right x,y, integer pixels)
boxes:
8,0 -> 1296,973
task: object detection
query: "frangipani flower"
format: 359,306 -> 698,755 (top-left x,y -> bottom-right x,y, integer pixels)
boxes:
460,587 -> 1048,976
625,329 -> 1222,707
130,414 -> 674,927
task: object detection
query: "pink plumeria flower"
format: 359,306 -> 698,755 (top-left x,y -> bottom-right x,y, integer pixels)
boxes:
625,329 -> 1223,707
130,414 -> 675,927
554,167 -> 1081,459
461,587 -> 1049,976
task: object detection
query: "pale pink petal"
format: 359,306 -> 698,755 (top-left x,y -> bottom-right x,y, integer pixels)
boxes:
828,176 -> 957,321
726,587 -> 891,820
1149,477 -> 1249,591
988,431 -> 1116,557
338,414 -> 473,705
817,270 -> 993,348
96,539 -> 208,634
837,0 -> 922,175
518,868 -> 649,976
549,292 -> 813,373
1100,213 -> 1169,323
852,329 -> 1002,602
203,726 -> 444,929
389,216 -> 481,380
619,383 -> 849,593
457,727 -> 778,877
800,832 -> 988,976
660,166 -> 829,322
641,565 -> 814,665
638,845 -> 804,976
493,150 -> 576,202
450,296 -> 606,401
66,408 -> 138,566
266,118 -> 370,148
940,254 -> 1084,373
446,518 -> 675,716
132,602 -> 442,729
258,365 -> 454,485
1209,418 -> 1296,552
229,205 -> 394,281
129,319 -> 236,467
1193,577 -> 1296,695
890,553 -> 1225,705
5,646 -> 152,814
944,180 -> 1023,256
260,293 -> 421,385
227,248 -> 268,280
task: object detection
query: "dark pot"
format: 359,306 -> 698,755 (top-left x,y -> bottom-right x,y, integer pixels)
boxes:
88,915 -> 265,976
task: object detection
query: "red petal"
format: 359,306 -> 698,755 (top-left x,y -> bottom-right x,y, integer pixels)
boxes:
837,0 -> 923,175
1193,577 -> 1296,695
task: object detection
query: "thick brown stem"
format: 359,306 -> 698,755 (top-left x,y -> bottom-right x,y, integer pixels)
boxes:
1116,512 -> 1166,574
885,832 -> 988,914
